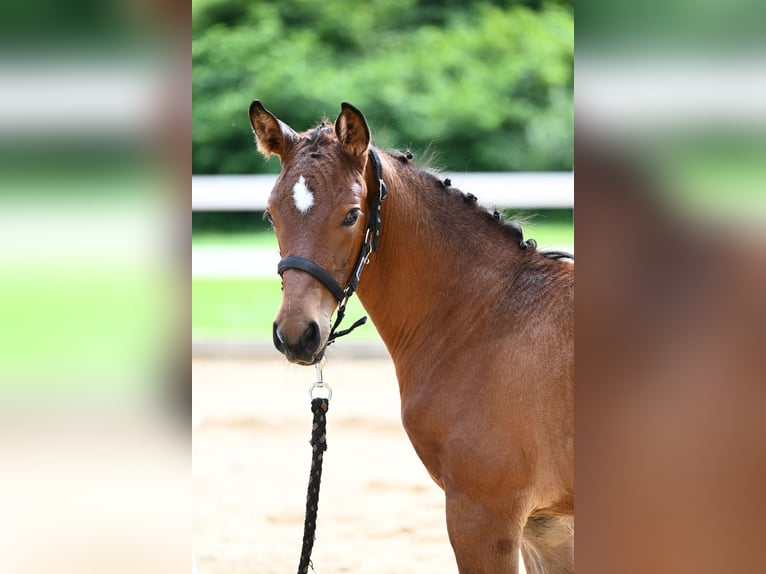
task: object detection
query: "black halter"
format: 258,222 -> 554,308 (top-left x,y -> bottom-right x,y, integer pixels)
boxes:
277,148 -> 388,345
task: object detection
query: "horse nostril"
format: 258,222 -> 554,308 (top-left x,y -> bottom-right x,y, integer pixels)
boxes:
301,320 -> 321,355
273,322 -> 285,353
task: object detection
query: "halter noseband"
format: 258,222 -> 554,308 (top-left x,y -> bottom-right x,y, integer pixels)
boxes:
276,148 -> 388,344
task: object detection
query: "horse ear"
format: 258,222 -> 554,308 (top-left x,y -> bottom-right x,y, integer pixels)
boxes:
249,100 -> 297,159
335,102 -> 370,158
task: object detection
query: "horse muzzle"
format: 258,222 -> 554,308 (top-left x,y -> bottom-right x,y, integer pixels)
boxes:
273,320 -> 326,365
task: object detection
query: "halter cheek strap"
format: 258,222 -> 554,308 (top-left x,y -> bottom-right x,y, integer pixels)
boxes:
276,148 -> 388,344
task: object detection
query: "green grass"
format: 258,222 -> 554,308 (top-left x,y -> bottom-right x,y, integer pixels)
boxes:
515,218 -> 574,249
191,232 -> 278,248
193,278 -> 279,340
192,278 -> 378,341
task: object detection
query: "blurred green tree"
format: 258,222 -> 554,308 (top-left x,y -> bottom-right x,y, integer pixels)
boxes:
192,0 -> 572,174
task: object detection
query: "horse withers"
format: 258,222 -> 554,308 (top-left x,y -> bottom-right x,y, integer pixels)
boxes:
248,100 -> 574,574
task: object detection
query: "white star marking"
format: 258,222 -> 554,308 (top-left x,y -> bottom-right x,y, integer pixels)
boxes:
292,175 -> 315,214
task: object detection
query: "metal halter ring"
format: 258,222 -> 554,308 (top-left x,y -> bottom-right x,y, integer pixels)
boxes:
309,360 -> 332,400
308,381 -> 333,401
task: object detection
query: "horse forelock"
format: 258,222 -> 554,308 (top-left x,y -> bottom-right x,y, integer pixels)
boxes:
304,123 -> 334,144
289,125 -> 333,158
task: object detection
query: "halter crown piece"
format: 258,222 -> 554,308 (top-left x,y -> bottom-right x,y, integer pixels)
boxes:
277,148 -> 388,345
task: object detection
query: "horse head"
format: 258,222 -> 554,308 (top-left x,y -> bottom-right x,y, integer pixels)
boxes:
249,100 -> 374,365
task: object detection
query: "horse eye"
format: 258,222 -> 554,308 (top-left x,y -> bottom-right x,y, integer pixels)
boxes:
342,209 -> 361,227
263,210 -> 275,228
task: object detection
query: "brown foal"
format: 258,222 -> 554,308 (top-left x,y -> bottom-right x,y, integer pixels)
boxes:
249,100 -> 574,574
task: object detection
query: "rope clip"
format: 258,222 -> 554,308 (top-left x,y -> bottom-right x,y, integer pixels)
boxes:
309,360 -> 332,401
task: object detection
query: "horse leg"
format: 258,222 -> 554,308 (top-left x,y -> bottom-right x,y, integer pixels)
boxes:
520,516 -> 574,574
444,488 -> 527,574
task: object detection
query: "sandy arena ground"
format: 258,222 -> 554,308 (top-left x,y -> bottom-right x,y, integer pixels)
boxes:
193,356 -> 457,573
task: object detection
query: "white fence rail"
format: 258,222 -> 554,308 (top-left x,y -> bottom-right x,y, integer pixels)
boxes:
192,172 -> 573,211
192,172 -> 573,279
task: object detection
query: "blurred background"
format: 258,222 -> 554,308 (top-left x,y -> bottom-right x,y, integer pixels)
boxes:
0,0 -> 185,403
576,0 -> 766,573
0,1 -> 187,573
191,0 -> 574,348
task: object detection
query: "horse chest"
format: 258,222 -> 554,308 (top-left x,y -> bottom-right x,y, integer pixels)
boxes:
398,376 -> 495,488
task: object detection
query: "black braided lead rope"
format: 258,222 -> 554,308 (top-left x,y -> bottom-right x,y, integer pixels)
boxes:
297,397 -> 329,574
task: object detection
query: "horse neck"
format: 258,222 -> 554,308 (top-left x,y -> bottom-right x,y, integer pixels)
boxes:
356,156 -> 527,365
